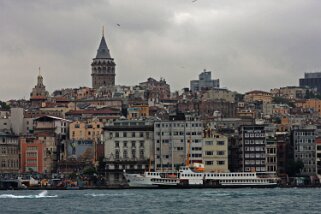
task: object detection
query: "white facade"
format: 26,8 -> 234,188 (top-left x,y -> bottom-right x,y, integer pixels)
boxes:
154,120 -> 203,170
103,120 -> 154,183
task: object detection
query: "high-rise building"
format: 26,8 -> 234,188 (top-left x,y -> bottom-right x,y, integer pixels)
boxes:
190,69 -> 219,92
299,72 -> 321,93
91,29 -> 116,89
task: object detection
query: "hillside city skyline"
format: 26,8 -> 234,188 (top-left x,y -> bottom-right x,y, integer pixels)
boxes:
2,0 -> 321,100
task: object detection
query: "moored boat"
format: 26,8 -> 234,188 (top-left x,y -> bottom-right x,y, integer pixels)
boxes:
123,165 -> 279,188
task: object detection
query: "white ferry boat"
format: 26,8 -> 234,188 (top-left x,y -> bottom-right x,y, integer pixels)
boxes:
123,165 -> 279,188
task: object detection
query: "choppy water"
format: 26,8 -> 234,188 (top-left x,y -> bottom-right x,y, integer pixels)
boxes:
0,188 -> 320,213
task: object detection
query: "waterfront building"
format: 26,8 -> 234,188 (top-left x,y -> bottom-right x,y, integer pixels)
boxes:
20,137 -> 44,173
91,29 -> 116,89
190,69 -> 219,92
315,137 -> 321,181
153,119 -> 203,170
299,72 -> 321,93
202,130 -> 229,172
33,116 -> 71,173
103,120 -> 154,184
239,125 -> 267,172
292,127 -> 316,176
276,132 -> 291,176
0,132 -> 19,173
266,136 -> 278,172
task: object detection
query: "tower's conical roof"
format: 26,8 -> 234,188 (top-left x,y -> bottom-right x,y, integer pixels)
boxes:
96,36 -> 111,59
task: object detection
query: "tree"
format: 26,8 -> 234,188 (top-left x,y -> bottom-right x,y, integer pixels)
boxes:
286,159 -> 304,177
0,101 -> 10,111
272,96 -> 295,108
83,166 -> 97,175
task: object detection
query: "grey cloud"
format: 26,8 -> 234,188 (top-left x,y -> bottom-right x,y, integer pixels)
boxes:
1,0 -> 321,100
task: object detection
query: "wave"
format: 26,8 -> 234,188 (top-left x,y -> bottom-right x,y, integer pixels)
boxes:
85,193 -> 135,197
0,190 -> 58,199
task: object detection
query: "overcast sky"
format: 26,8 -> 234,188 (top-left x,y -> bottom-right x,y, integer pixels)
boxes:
1,0 -> 321,100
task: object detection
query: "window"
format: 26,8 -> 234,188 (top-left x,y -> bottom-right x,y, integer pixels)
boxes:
217,161 -> 225,165
217,151 -> 225,155
115,132 -> 119,138
140,132 -> 144,137
123,141 -> 128,148
123,150 -> 128,159
140,150 -> 144,158
205,161 -> 213,165
132,132 -> 136,137
115,150 -> 120,159
205,151 -> 213,156
131,141 -> 136,148
123,132 -> 127,137
205,141 -> 213,145
140,141 -> 144,148
115,141 -> 119,148
217,141 -> 225,145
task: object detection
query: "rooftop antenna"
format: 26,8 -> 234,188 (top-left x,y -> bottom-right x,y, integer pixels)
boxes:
38,66 -> 41,76
102,26 -> 104,37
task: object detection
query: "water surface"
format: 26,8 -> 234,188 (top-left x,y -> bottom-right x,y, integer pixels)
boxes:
0,188 -> 320,213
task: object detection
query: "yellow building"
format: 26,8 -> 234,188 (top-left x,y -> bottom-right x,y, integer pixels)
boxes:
127,104 -> 149,119
69,119 -> 103,142
244,90 -> 272,103
202,131 -> 229,172
302,99 -> 321,115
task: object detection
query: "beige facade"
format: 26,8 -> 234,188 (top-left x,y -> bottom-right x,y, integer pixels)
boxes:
266,137 -> 277,172
69,119 -> 103,142
201,89 -> 235,103
0,132 -> 19,173
302,99 -> 321,116
36,135 -> 56,173
270,86 -> 308,100
202,131 -> 229,172
244,90 -> 272,103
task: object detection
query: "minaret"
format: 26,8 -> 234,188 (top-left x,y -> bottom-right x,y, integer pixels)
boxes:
91,27 -> 116,89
